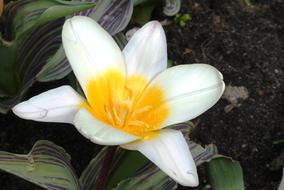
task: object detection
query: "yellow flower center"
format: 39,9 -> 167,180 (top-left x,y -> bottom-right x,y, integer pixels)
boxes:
83,69 -> 168,138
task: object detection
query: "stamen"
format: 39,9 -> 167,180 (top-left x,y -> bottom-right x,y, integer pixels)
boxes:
85,70 -> 168,138
104,102 -> 116,127
111,98 -> 122,126
133,105 -> 152,115
129,120 -> 150,129
125,86 -> 133,100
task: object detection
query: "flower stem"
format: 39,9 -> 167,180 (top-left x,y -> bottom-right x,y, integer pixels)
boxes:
96,146 -> 116,190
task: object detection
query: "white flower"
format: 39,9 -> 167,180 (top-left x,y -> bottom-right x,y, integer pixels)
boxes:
13,16 -> 225,187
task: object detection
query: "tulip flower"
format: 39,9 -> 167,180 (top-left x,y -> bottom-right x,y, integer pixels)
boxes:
13,16 -> 225,187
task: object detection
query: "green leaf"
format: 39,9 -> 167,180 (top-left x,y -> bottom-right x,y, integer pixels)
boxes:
190,142 -> 219,166
132,0 -> 151,6
0,0 -> 95,113
79,121 -> 219,190
112,163 -> 177,190
132,3 -> 155,25
36,46 -> 71,82
35,0 -> 96,27
113,32 -> 128,49
174,13 -> 191,27
0,0 -> 133,113
103,122 -> 219,189
0,140 -> 81,190
105,135 -> 218,189
79,147 -> 112,190
8,0 -> 95,40
0,41 -> 18,96
81,147 -> 174,190
107,142 -> 218,190
279,168 -> 284,190
81,0 -> 133,35
170,122 -> 220,165
37,0 -> 133,83
207,157 -> 245,190
105,150 -> 149,190
16,19 -> 65,92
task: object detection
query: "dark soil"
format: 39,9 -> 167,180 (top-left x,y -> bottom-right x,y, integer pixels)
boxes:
165,0 -> 284,189
0,0 -> 284,190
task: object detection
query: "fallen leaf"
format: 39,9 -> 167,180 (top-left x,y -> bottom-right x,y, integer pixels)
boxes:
0,0 -> 3,17
222,85 -> 249,112
183,48 -> 193,55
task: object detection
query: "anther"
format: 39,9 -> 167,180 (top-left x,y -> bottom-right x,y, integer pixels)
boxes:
129,120 -> 150,129
133,105 -> 152,115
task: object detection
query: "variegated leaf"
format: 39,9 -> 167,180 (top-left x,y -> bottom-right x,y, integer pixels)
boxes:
37,0 -> 133,83
112,163 -> 177,190
0,140 -> 81,190
163,0 -> 181,16
106,142 -> 218,190
79,147 -> 110,190
279,168 -> 284,190
0,0 -> 133,113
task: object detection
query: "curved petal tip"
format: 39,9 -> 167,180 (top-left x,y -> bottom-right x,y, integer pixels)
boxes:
123,20 -> 167,80
178,171 -> 199,187
122,129 -> 199,187
12,86 -> 83,123
12,102 -> 47,120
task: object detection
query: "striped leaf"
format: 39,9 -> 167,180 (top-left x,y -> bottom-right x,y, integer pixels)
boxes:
0,140 -> 81,190
37,0 -> 133,83
0,0 -> 95,113
106,142 -> 218,190
36,46 -> 71,82
132,0 -> 150,6
105,150 -> 149,190
7,0 -> 96,40
279,168 -> 284,190
80,0 -> 133,35
112,163 -> 177,190
78,121 -> 219,190
78,124 -> 219,190
0,0 -> 133,113
163,0 -> 181,16
103,123 -> 219,189
79,147 -> 110,190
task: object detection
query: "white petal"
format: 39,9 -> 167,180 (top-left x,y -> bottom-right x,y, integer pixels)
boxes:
123,21 -> 167,81
122,129 -> 199,187
62,16 -> 125,92
149,64 -> 225,127
74,109 -> 139,145
12,86 -> 83,124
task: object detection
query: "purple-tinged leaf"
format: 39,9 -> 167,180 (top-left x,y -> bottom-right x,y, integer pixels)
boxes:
0,140 -> 81,190
163,0 -> 181,16
79,0 -> 133,35
111,163 -> 177,190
